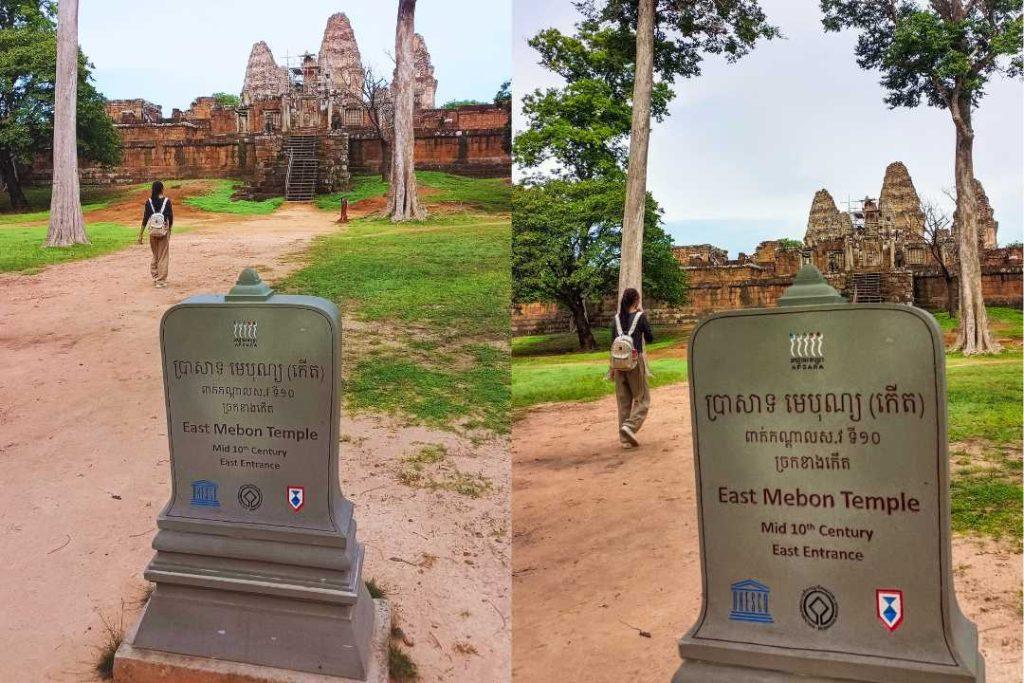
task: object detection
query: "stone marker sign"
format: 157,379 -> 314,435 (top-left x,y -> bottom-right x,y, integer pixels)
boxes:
675,266 -> 984,682
122,269 -> 377,679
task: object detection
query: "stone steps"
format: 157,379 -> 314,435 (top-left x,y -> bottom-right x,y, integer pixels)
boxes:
851,273 -> 883,303
284,135 -> 319,202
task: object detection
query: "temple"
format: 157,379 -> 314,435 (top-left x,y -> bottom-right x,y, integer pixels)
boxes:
513,162 -> 1021,335
31,13 -> 510,198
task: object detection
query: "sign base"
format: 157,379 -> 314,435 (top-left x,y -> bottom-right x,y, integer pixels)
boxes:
677,629 -> 984,682
116,598 -> 389,682
675,659 -> 855,682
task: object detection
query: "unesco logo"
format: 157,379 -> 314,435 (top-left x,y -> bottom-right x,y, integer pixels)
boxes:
233,320 -> 258,348
237,484 -> 263,511
789,331 -> 824,371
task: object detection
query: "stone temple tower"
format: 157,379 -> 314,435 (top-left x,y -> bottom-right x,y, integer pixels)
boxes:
241,41 -> 290,103
318,13 -> 364,101
878,161 -> 925,238
412,33 -> 438,109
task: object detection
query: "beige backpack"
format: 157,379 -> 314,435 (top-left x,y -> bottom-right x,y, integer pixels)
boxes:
146,198 -> 170,238
610,312 -> 641,371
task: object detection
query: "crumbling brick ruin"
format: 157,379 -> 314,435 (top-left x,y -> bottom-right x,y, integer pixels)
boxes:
30,13 -> 510,197
512,161 -> 1021,335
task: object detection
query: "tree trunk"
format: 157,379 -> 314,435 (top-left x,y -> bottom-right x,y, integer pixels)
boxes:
944,274 -> 956,318
381,140 -> 392,181
567,296 -> 597,350
0,152 -> 29,210
950,105 -> 998,354
46,0 -> 87,246
617,0 -> 655,302
386,0 -> 425,221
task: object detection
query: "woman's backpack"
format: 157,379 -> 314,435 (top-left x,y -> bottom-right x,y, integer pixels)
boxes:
610,312 -> 641,371
146,198 -> 170,238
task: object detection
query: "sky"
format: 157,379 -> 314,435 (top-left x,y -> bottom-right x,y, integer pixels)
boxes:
81,1 -> 511,114
513,0 -> 1024,255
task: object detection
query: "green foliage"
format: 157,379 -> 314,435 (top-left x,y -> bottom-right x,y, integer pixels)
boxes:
778,238 -> 803,250
515,0 -> 779,179
212,92 -> 241,108
0,1 -> 120,203
512,177 -> 686,309
0,221 -> 136,273
183,180 -> 283,214
442,98 -> 488,109
494,79 -> 511,105
277,205 -> 510,434
821,0 -> 1023,111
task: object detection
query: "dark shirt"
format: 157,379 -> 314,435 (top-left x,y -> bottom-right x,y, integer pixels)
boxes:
142,196 -> 173,231
611,310 -> 653,351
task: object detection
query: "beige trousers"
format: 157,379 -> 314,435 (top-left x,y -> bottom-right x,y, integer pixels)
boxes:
614,356 -> 650,439
149,234 -> 169,282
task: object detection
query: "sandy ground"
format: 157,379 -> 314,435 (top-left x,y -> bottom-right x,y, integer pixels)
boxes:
512,385 -> 1022,683
0,201 -> 509,681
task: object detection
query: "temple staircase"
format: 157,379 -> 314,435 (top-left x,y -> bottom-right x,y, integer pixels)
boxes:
850,273 -> 883,303
284,135 -> 318,202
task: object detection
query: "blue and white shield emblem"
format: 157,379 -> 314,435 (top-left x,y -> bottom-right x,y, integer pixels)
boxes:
287,486 -> 305,511
876,589 -> 903,631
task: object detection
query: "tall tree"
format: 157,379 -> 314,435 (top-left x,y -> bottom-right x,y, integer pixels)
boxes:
618,0 -> 654,297
0,0 -> 119,212
821,0 -> 1021,354
46,0 -> 84,246
588,0 -> 780,301
386,0 -> 425,221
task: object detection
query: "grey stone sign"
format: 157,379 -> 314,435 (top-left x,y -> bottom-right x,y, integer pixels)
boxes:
124,269 -> 377,678
675,266 -> 984,682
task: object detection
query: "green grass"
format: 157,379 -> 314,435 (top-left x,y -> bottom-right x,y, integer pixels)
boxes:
513,357 -> 687,410
388,643 -> 418,682
946,352 -> 1022,444
315,171 -> 510,213
512,324 -> 691,409
183,179 -> 283,214
314,175 -> 389,210
278,181 -> 510,433
397,443 -> 493,497
951,445 -> 1022,547
513,324 -> 690,357
933,305 -> 1022,338
0,222 -> 139,274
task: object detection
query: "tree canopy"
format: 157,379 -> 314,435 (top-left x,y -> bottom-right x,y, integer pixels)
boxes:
514,0 -> 779,181
0,0 -> 119,209
212,92 -> 241,108
821,0 -> 1022,111
512,177 -> 686,347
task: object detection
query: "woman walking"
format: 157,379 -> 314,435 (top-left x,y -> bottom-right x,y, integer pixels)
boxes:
610,287 -> 653,448
137,181 -> 173,287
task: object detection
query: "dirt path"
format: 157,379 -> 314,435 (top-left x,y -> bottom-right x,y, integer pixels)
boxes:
512,385 -> 1021,683
0,203 -> 509,682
